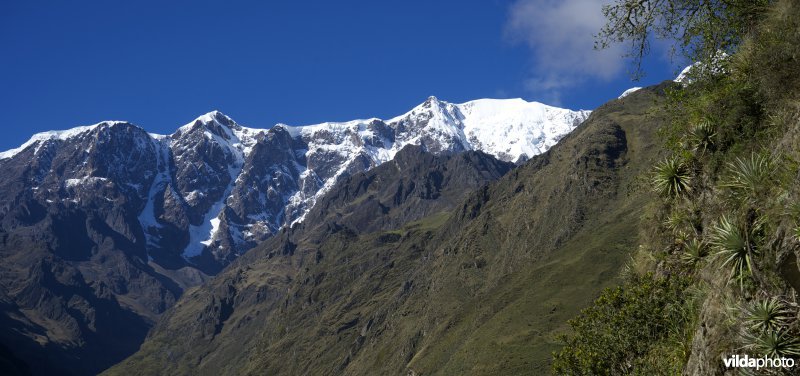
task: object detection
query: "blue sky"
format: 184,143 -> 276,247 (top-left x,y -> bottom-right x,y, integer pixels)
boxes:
0,0 -> 682,152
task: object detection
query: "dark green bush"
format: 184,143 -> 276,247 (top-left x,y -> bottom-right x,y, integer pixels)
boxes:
552,274 -> 694,375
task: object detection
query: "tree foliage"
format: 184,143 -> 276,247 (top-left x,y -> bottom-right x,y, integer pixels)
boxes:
596,0 -> 771,78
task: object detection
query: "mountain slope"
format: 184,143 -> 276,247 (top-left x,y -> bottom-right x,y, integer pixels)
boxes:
107,82 -> 670,375
106,145 -> 517,375
0,122 -> 180,375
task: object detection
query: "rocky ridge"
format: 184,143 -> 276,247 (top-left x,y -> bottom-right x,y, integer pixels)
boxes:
1,97 -> 588,271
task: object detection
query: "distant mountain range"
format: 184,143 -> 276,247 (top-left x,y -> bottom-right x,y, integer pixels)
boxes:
0,96 -> 588,375
1,97 -> 589,272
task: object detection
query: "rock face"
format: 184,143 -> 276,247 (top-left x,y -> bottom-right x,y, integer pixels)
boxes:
1,98 -> 588,272
0,122 -> 177,375
300,144 -> 515,236
0,97 -> 586,375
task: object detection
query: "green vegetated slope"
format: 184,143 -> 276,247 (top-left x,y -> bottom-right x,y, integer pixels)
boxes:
552,1 -> 800,374
107,81 -> 669,376
376,88 -> 666,375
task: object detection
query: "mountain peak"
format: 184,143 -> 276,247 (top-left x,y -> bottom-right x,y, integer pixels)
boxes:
387,96 -> 452,124
176,110 -> 242,140
423,95 -> 447,109
194,110 -> 238,128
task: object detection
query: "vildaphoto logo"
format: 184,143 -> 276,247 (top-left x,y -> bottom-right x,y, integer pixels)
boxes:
723,354 -> 796,370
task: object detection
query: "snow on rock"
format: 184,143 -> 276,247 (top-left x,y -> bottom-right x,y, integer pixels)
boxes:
174,111 -> 252,258
618,87 -> 642,99
0,121 -> 127,160
282,97 -> 589,225
137,137 -> 172,251
456,98 -> 590,162
675,54 -> 728,84
64,176 -> 108,188
675,64 -> 696,83
0,99 -> 591,267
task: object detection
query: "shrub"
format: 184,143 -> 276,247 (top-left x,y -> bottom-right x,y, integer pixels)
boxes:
552,274 -> 692,375
745,0 -> 800,107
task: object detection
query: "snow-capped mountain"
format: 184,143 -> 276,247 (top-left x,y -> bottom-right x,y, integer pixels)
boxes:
616,64 -> 698,99
0,97 -> 589,271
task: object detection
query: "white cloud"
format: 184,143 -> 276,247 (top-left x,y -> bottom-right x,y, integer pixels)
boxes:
506,0 -> 624,103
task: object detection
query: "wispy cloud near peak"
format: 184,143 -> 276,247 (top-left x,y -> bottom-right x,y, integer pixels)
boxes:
505,0 -> 623,104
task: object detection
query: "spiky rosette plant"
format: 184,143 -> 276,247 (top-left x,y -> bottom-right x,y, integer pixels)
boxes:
664,210 -> 689,232
680,238 -> 708,266
722,153 -> 776,201
652,157 -> 692,198
744,329 -> 800,358
710,216 -> 756,288
743,297 -> 793,333
689,120 -> 717,154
